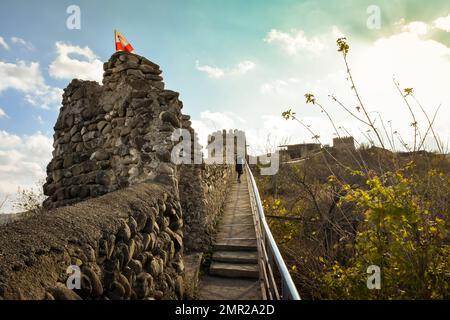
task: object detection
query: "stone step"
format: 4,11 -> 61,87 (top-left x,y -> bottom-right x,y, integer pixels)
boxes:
210,261 -> 259,279
212,251 -> 258,264
223,205 -> 252,214
198,275 -> 261,300
214,238 -> 257,251
217,224 -> 256,239
221,212 -> 253,218
220,214 -> 254,225
223,207 -> 252,213
219,223 -> 254,227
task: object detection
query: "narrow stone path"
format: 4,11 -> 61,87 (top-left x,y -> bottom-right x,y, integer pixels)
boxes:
198,174 -> 262,300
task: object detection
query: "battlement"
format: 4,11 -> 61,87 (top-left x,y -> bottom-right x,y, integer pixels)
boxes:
332,136 -> 355,151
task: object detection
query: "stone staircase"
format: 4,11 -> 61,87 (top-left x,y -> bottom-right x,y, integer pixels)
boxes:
199,175 -> 262,299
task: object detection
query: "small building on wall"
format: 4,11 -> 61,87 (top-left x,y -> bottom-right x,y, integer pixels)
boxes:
278,143 -> 321,161
332,136 -> 355,151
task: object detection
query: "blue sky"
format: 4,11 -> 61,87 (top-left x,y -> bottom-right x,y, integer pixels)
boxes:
1,0 -> 450,211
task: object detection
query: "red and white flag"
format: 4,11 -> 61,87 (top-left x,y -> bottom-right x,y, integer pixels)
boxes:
114,30 -> 135,53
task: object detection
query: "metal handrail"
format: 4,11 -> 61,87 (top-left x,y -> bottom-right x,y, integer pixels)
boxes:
245,163 -> 301,300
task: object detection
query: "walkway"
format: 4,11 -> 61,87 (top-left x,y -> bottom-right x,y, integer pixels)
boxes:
198,174 -> 262,300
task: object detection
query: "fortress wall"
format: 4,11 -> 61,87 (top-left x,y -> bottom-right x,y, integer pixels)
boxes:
0,52 -> 242,299
179,130 -> 245,252
179,163 -> 233,252
0,182 -> 183,300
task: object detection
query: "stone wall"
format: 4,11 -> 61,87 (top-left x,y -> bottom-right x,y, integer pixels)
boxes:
179,129 -> 246,252
0,183 -> 183,300
180,163 -> 233,251
43,52 -> 184,209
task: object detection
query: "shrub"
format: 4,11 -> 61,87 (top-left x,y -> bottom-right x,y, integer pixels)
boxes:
322,167 -> 450,299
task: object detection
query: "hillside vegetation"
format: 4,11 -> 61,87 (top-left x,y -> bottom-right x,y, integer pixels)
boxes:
255,38 -> 450,300
256,149 -> 449,299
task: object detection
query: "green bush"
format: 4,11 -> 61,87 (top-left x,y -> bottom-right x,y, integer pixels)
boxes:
322,167 -> 450,299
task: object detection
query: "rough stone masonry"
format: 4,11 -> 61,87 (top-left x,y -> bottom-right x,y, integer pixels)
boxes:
0,183 -> 184,300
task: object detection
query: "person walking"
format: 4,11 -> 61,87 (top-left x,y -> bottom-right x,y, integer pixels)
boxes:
235,155 -> 244,183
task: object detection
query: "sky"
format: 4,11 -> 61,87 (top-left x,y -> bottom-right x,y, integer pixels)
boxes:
1,0 -> 450,212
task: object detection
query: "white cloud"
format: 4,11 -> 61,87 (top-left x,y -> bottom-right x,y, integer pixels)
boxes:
0,37 -> 9,50
0,60 -> 43,92
25,86 -> 63,110
264,28 -> 325,55
0,131 -> 21,148
195,61 -> 225,78
254,114 -> 337,150
10,36 -> 34,50
433,13 -> 450,32
230,61 -> 256,75
191,110 -> 246,146
260,78 -> 300,95
196,60 -> 256,79
225,22 -> 450,153
49,42 -> 103,82
348,28 -> 450,149
34,115 -> 44,125
0,60 -> 62,109
394,18 -> 406,27
0,130 -> 52,213
331,26 -> 346,39
399,14 -> 450,34
402,21 -> 429,35
0,107 -> 6,118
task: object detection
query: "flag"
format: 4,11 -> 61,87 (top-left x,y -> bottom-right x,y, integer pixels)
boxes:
114,30 -> 135,53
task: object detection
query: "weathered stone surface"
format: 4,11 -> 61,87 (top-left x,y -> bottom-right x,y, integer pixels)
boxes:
157,162 -> 174,175
91,150 -> 110,161
118,220 -> 131,242
139,64 -> 161,75
134,272 -> 153,299
160,111 -> 180,128
144,74 -> 163,81
126,69 -> 145,78
150,258 -> 163,276
49,285 -> 83,300
108,281 -> 126,300
156,149 -> 171,162
97,121 -> 108,132
95,170 -> 115,186
128,216 -> 138,237
117,273 -> 131,299
131,206 -> 146,227
113,62 -> 139,73
129,259 -> 143,275
82,266 -> 103,297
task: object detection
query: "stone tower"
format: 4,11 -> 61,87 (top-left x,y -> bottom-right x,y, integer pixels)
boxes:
43,52 -> 188,209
